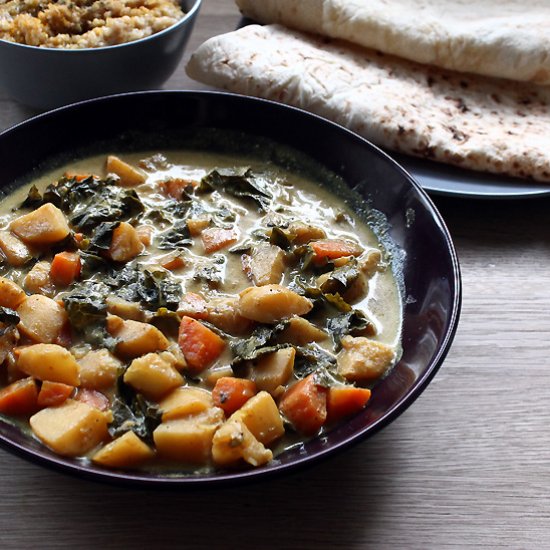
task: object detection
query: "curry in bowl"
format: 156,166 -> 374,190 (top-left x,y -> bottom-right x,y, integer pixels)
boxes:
0,147 -> 402,473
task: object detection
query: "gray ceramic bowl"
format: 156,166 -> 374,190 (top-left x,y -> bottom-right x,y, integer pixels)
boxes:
0,0 -> 201,110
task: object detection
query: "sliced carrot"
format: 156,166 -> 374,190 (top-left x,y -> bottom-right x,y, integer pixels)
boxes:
73,232 -> 85,244
178,292 -> 208,320
50,251 -> 81,286
201,228 -> 238,254
64,172 -> 94,182
158,251 -> 185,271
37,381 -> 74,408
135,225 -> 153,247
279,374 -> 328,436
0,377 -> 39,416
74,389 -> 110,411
212,377 -> 257,416
327,386 -> 371,422
309,239 -> 363,266
178,316 -> 226,374
159,178 -> 197,200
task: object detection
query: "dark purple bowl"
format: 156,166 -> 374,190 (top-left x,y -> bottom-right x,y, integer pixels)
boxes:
0,91 -> 461,486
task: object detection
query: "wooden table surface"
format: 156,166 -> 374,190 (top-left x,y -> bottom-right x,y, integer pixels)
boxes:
1,2 -> 549,548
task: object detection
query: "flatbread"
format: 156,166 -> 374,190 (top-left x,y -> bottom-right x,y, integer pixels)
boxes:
186,24 -> 550,182
235,0 -> 550,85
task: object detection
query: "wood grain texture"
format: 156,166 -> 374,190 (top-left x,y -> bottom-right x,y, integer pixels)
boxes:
1,2 -> 550,548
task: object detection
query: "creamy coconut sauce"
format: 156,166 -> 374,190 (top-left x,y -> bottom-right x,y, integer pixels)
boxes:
0,149 -> 402,474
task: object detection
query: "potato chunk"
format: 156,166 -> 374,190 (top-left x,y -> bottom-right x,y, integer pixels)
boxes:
30,399 -> 109,457
277,316 -> 327,346
106,155 -> 146,186
206,295 -> 254,336
249,347 -> 295,396
107,316 -> 169,359
0,277 -> 26,310
245,244 -> 286,286
108,222 -> 143,263
92,431 -> 155,469
238,284 -> 313,324
17,294 -> 67,343
212,419 -> 272,467
287,221 -> 326,245
337,336 -> 396,382
78,349 -> 122,390
159,387 -> 214,421
105,296 -> 144,321
230,391 -> 284,445
17,343 -> 80,385
153,407 -> 224,463
10,203 -> 70,245
0,231 -> 32,266
23,261 -> 54,295
123,352 -> 184,401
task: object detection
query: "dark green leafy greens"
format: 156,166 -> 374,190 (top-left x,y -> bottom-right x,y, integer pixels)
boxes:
200,169 -> 272,210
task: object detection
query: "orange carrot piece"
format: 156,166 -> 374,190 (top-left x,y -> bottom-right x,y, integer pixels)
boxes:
50,251 -> 81,286
201,228 -> 238,254
212,377 -> 257,415
178,292 -> 208,320
0,377 -> 39,416
279,374 -> 328,436
327,386 -> 371,422
178,316 -> 226,374
159,252 -> 185,271
37,381 -> 74,408
309,239 -> 363,266
159,178 -> 197,200
74,389 -> 110,411
64,172 -> 94,182
135,225 -> 153,247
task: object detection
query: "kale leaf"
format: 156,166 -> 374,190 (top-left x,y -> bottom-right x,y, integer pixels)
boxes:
327,309 -> 376,349
109,382 -> 162,444
41,175 -> 144,231
200,169 -> 272,210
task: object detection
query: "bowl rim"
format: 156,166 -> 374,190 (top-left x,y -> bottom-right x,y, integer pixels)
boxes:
0,90 -> 462,487
0,0 -> 202,53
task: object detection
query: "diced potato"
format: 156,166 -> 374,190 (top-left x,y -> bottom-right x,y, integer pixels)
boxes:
230,391 -> 284,445
246,244 -> 286,286
0,230 -> 32,266
238,284 -> 313,324
78,349 -> 122,390
287,221 -> 326,245
343,272 -> 369,303
206,295 -> 255,336
108,222 -> 143,263
212,419 -> 273,467
17,343 -> 80,385
187,218 -> 210,236
161,347 -> 187,371
360,248 -> 383,276
203,364 -> 234,386
92,431 -> 155,469
337,336 -> 396,382
106,296 -> 144,321
249,348 -> 295,395
17,294 -> 67,344
0,277 -> 26,310
23,261 -> 54,295
107,316 -> 169,359
277,316 -> 328,346
10,203 -> 70,245
123,352 -> 184,401
30,399 -> 109,457
159,386 -> 214,421
153,407 -> 224,463
106,155 -> 146,186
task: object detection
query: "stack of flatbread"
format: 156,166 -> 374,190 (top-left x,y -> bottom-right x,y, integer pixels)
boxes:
186,1 -> 550,182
